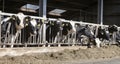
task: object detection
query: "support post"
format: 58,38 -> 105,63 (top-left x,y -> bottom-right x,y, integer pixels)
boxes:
39,0 -> 47,43
98,0 -> 103,25
0,11 -> 1,47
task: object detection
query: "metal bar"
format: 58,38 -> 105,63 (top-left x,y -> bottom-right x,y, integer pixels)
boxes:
39,0 -> 47,43
98,0 -> 103,25
0,11 -> 120,28
0,12 -> 44,20
49,18 -> 108,27
0,11 -> 1,47
39,0 -> 43,17
1,12 -> 119,28
39,0 -> 47,18
43,0 -> 47,43
43,0 -> 47,18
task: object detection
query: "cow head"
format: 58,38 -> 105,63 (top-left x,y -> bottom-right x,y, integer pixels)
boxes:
108,25 -> 118,33
10,15 -> 20,24
24,16 -> 37,35
61,22 -> 73,35
15,13 -> 25,29
84,25 -> 95,39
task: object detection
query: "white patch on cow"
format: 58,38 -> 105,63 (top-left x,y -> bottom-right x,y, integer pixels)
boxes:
95,38 -> 101,48
69,22 -> 76,32
30,19 -> 37,27
16,13 -> 25,29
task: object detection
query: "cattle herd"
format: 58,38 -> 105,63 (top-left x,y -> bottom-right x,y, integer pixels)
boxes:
0,12 -> 120,48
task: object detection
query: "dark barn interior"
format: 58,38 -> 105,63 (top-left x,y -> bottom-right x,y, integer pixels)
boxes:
0,0 -> 120,26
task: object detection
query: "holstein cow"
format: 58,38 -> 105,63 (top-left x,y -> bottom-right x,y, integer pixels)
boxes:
108,25 -> 118,44
46,20 -> 61,43
1,13 -> 25,48
116,31 -> 120,45
97,27 -> 111,42
58,21 -> 77,44
108,25 -> 120,45
21,16 -> 37,44
76,24 -> 101,48
36,19 -> 43,43
46,20 -> 76,44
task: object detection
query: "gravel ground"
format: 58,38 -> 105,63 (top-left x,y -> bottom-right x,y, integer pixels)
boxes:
0,45 -> 120,64
78,57 -> 120,64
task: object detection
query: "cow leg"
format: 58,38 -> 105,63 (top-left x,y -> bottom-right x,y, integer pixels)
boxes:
87,42 -> 91,48
54,36 -> 57,43
67,35 -> 70,44
11,35 -> 15,48
10,31 -> 19,48
62,36 -> 66,43
71,33 -> 76,44
95,38 -> 101,48
86,38 -> 92,48
54,32 -> 60,43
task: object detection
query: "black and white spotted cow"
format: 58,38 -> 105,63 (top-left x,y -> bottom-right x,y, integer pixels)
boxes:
46,20 -> 61,43
45,20 -> 76,43
1,13 -> 25,47
97,26 -> 110,42
76,25 -> 94,46
21,16 -> 37,43
108,25 -> 120,45
55,21 -> 76,43
35,19 -> 44,43
75,24 -> 101,48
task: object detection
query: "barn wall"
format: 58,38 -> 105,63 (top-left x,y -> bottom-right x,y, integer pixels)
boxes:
84,0 -> 120,26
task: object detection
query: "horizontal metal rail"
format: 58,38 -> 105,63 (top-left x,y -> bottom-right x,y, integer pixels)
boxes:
0,11 -> 120,28
0,11 -> 45,20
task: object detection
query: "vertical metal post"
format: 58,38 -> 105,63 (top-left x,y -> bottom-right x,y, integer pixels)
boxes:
0,11 -> 1,47
98,0 -> 103,25
39,0 -> 47,43
39,0 -> 47,18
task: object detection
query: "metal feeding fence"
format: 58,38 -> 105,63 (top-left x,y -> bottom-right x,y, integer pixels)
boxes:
0,11 -> 120,48
0,11 -> 46,47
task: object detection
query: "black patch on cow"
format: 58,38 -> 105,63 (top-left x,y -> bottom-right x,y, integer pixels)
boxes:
62,22 -> 72,35
21,16 -> 37,43
97,27 -> 110,41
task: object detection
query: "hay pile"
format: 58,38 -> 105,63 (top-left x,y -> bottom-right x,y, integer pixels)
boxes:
0,46 -> 120,64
